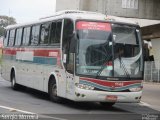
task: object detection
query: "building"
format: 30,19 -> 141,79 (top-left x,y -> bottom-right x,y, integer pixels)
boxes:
56,0 -> 160,61
56,0 -> 160,19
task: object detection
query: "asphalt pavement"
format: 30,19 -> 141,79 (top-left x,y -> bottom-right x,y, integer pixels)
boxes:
0,77 -> 159,120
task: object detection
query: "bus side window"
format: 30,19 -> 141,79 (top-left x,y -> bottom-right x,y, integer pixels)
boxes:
22,27 -> 31,46
40,23 -> 50,45
55,21 -> 62,43
50,21 -> 62,44
15,28 -> 23,46
30,25 -> 40,45
4,30 -> 9,47
8,29 -> 15,46
50,22 -> 56,44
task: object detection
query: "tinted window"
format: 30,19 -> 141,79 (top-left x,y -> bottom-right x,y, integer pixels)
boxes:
55,21 -> 62,43
4,30 -> 9,47
15,28 -> 22,46
22,27 -> 31,45
40,23 -> 50,44
62,19 -> 74,54
50,22 -> 56,44
63,19 -> 74,48
31,25 -> 40,45
8,29 -> 15,46
50,21 -> 62,44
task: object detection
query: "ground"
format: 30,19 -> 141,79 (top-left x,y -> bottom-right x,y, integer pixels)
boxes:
0,77 -> 159,120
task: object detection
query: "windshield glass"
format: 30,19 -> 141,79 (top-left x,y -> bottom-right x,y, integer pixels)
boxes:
112,24 -> 143,78
76,21 -> 113,77
76,21 -> 143,79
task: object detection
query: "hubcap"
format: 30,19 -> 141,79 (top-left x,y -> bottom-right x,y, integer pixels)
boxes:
52,84 -> 57,96
12,78 -> 15,86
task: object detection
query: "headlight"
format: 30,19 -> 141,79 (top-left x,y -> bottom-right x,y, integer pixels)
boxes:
129,86 -> 143,92
75,83 -> 94,90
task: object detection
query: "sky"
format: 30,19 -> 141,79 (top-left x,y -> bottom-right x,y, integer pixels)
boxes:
0,0 -> 56,23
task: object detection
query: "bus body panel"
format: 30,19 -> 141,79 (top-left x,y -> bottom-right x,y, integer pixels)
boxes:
2,47 -> 68,97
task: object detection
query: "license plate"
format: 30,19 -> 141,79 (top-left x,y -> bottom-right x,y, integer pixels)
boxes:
106,95 -> 117,101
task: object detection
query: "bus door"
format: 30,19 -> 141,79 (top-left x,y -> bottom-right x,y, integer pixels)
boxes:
62,19 -> 75,98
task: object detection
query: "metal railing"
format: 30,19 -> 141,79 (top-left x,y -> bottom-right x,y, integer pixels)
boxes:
144,61 -> 160,83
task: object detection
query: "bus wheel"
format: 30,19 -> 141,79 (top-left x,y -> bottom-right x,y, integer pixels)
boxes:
49,79 -> 61,103
11,72 -> 20,90
100,102 -> 115,107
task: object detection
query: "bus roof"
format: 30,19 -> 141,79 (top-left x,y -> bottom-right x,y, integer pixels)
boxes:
6,10 -> 138,30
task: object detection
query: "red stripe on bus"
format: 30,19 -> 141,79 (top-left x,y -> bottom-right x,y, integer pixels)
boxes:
80,77 -> 142,87
34,50 -> 60,57
3,48 -> 60,57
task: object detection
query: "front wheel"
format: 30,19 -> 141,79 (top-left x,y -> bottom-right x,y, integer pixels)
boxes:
49,80 -> 61,103
100,102 -> 115,107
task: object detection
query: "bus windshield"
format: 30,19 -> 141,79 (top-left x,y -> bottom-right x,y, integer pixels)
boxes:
76,21 -> 143,79
112,24 -> 143,78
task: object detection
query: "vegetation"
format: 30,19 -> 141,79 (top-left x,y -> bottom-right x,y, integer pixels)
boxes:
0,27 -> 5,37
0,16 -> 16,65
0,16 -> 16,37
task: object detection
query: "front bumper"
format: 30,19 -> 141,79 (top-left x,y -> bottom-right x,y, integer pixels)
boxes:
74,87 -> 142,103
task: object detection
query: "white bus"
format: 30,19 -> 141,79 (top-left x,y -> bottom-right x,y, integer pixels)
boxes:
2,10 -> 144,106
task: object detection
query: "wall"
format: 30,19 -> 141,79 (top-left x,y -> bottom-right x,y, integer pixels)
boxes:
56,0 -> 80,11
105,0 -> 160,19
151,38 -> 160,61
79,0 -> 106,13
56,0 -> 160,20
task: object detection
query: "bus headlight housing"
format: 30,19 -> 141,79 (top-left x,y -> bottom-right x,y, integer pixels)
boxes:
129,86 -> 143,92
75,83 -> 94,90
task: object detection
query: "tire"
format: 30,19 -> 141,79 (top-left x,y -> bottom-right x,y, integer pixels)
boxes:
100,102 -> 115,107
11,71 -> 20,90
49,79 -> 61,103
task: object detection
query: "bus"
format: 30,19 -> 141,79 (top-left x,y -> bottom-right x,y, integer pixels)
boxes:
2,10 -> 144,107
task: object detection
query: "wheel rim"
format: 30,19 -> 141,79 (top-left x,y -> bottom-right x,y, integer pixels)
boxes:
12,77 -> 15,87
52,84 -> 57,97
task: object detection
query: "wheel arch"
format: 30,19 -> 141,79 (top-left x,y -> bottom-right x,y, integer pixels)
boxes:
48,72 -> 59,93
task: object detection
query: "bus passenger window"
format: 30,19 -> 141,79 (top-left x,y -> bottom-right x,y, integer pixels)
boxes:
4,31 -> 9,47
15,28 -> 22,46
55,21 -> 62,43
22,27 -> 31,46
50,22 -> 56,44
30,25 -> 40,45
8,29 -> 15,46
50,21 -> 62,44
40,23 -> 50,45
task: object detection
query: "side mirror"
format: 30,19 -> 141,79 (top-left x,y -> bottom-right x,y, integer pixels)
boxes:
68,31 -> 75,38
63,54 -> 67,63
113,34 -> 117,41
109,42 -> 113,46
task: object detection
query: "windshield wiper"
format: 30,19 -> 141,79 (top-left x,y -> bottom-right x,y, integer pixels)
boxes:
96,54 -> 112,79
95,41 -> 113,79
118,55 -> 131,79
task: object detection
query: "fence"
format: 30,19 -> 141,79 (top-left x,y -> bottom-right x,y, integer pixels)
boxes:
144,61 -> 160,83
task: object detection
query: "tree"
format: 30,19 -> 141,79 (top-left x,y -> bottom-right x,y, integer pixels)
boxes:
0,16 -> 16,37
0,27 -> 5,37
